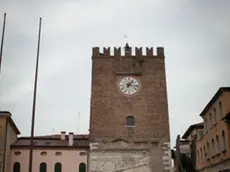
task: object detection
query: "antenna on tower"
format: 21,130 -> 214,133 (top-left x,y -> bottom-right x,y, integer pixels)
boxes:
124,35 -> 131,55
124,35 -> 128,44
77,112 -> 80,134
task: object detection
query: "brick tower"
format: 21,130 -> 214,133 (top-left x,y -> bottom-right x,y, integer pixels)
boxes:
89,45 -> 172,172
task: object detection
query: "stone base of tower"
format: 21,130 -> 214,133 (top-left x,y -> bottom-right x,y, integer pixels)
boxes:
88,140 -> 173,172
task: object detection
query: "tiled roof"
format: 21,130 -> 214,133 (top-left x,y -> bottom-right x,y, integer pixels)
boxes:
11,134 -> 89,148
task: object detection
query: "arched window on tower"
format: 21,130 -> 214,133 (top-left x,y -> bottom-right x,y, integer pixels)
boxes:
79,163 -> 86,172
126,116 -> 135,127
54,163 -> 62,172
40,162 -> 47,172
13,162 -> 20,172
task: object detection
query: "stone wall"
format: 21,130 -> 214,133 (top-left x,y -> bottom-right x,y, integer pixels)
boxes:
89,140 -> 173,172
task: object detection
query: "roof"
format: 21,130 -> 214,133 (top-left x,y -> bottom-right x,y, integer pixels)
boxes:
182,122 -> 204,139
200,87 -> 230,117
11,134 -> 89,149
19,134 -> 89,140
0,111 -> 20,134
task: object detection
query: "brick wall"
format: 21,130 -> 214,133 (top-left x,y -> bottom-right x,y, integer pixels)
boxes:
89,47 -> 170,142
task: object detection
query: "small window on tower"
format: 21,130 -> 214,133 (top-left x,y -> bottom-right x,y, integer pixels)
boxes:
126,116 -> 135,127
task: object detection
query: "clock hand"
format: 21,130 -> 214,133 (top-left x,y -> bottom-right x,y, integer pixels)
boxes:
126,82 -> 131,88
127,80 -> 134,88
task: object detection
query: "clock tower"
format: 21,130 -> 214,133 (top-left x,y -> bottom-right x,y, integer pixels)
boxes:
89,45 -> 172,172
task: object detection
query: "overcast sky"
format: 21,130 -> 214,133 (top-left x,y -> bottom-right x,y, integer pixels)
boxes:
0,0 -> 230,146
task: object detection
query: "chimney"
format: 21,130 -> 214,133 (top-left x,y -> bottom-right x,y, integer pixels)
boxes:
61,131 -> 66,140
69,132 -> 74,146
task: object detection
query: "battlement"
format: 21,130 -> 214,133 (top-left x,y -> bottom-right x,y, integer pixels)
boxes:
92,47 -> 164,57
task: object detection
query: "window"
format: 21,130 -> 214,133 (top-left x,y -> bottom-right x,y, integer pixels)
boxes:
126,116 -> 135,127
14,151 -> 21,156
212,139 -> 215,155
54,163 -> 62,172
207,142 -> 210,157
198,131 -> 203,139
222,130 -> 226,151
40,163 -> 47,172
13,162 -> 20,172
203,146 -> 206,159
213,108 -> 217,123
41,151 -> 47,156
197,150 -> 200,163
216,135 -> 220,153
204,118 -> 208,133
200,148 -> 203,162
79,152 -> 87,156
209,113 -> 212,127
55,152 -> 62,156
79,163 -> 86,172
219,102 -> 223,118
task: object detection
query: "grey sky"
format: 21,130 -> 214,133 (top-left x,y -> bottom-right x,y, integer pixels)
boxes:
0,0 -> 230,147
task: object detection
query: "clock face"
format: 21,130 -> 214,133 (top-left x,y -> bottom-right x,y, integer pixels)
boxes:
117,76 -> 141,96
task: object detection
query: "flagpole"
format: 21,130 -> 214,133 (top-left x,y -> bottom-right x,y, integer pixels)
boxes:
28,17 -> 42,172
0,13 -> 6,74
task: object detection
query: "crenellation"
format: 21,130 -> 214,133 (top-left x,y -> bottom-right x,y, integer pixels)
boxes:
92,47 -> 100,56
114,47 -> 121,56
135,47 -> 143,56
92,47 -> 164,57
157,47 -> 164,56
103,47 -> 110,56
146,47 -> 154,56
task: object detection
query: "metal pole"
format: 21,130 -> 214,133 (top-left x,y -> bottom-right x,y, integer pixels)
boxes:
28,17 -> 42,172
0,13 -> 6,73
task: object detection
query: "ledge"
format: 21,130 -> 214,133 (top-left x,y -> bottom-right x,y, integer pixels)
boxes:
114,72 -> 142,76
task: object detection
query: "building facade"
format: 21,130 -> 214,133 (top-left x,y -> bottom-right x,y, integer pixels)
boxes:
0,111 -> 20,172
89,45 -> 172,172
182,122 -> 204,142
10,132 -> 89,172
172,123 -> 203,172
196,87 -> 230,172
